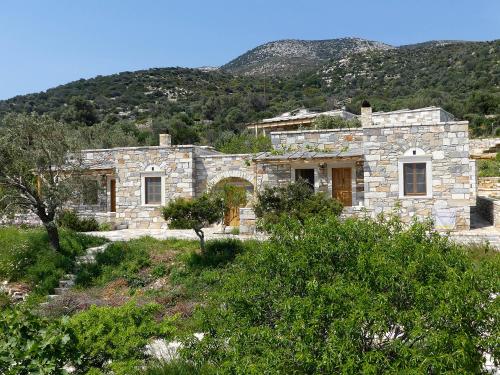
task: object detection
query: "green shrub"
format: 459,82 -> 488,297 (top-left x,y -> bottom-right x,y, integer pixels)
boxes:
187,239 -> 245,268
0,306 -> 78,374
0,226 -> 106,295
57,210 -> 99,232
76,241 -> 151,287
68,301 -> 175,373
312,115 -> 362,129
477,153 -> 500,177
254,180 -> 343,229
184,215 -> 500,373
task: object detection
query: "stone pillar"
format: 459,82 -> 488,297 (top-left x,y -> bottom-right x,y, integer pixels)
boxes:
239,207 -> 256,235
159,134 -> 171,146
361,101 -> 372,128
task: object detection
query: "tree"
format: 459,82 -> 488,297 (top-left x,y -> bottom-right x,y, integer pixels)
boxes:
61,96 -> 99,126
162,193 -> 223,251
312,115 -> 361,129
254,180 -> 343,229
0,114 -> 83,250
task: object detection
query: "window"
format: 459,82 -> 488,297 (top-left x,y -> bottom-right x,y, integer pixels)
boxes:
295,168 -> 315,190
403,163 -> 426,196
145,177 -> 162,205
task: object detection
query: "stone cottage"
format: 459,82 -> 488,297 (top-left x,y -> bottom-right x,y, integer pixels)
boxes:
75,104 -> 478,233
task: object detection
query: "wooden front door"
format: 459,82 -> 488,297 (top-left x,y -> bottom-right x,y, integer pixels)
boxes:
110,179 -> 116,213
332,168 -> 352,206
224,207 -> 240,227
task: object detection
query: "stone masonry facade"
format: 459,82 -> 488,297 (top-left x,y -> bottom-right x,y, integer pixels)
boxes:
69,106 -> 487,233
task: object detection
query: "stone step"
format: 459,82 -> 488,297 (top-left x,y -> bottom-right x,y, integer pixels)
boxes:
63,274 -> 76,280
54,287 -> 69,295
47,294 -> 60,300
116,223 -> 128,230
59,279 -> 75,288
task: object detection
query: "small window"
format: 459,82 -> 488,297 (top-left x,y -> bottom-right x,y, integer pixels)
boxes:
145,177 -> 162,204
295,169 -> 315,190
403,163 -> 426,196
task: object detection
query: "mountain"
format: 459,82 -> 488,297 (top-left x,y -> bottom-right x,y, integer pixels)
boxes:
0,38 -> 498,146
222,37 -> 393,76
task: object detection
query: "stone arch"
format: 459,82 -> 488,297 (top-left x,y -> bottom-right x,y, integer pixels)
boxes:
403,147 -> 426,157
207,170 -> 255,190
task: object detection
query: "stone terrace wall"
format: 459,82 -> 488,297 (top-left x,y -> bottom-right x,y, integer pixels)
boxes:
372,108 -> 454,127
363,121 -> 473,230
478,177 -> 500,198
470,138 -> 500,156
270,128 -> 363,152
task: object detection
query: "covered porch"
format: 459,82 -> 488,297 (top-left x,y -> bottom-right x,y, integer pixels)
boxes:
253,149 -> 365,208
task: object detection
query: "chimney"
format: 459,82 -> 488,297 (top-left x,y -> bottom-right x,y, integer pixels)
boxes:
360,100 -> 372,127
159,134 -> 171,146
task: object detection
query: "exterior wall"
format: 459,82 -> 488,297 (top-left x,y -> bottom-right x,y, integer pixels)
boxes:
363,121 -> 472,230
194,154 -> 257,196
372,107 -> 454,127
270,128 -> 363,152
83,146 -> 197,229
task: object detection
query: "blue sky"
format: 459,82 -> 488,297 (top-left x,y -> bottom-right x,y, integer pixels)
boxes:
0,0 -> 498,100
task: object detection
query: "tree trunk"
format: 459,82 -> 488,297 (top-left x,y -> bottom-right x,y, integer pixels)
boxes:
194,228 -> 205,253
44,220 -> 61,251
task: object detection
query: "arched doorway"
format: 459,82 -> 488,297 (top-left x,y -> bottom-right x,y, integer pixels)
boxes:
213,177 -> 254,227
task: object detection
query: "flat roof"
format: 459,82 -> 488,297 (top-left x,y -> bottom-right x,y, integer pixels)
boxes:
253,149 -> 363,162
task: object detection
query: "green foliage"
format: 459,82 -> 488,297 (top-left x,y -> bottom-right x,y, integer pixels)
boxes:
215,132 -> 272,154
0,226 -> 106,296
144,360 -> 214,375
68,301 -> 175,373
312,115 -> 361,129
0,306 -> 78,375
187,239 -> 245,268
254,180 -> 343,228
477,153 -> 500,177
76,240 -> 151,287
163,193 -> 224,250
61,96 -> 99,126
57,210 -> 100,232
184,215 -> 500,373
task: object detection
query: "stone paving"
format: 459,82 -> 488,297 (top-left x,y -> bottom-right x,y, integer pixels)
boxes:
86,227 -> 264,242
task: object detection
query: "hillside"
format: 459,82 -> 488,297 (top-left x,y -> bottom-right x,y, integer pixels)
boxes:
222,37 -> 393,76
0,38 -> 498,146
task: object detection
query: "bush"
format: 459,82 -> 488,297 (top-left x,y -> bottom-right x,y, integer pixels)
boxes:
76,241 -> 151,287
312,115 -> 362,129
188,239 -> 245,268
68,301 -> 175,373
184,215 -> 500,373
0,306 -> 78,374
0,226 -> 106,296
57,210 -> 99,232
254,180 -> 343,229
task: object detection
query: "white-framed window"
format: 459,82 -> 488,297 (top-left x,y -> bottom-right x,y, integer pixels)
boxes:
398,148 -> 432,199
141,167 -> 165,206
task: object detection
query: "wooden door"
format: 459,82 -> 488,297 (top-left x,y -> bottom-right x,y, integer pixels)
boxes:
332,168 -> 352,206
224,207 -> 240,227
110,179 -> 116,212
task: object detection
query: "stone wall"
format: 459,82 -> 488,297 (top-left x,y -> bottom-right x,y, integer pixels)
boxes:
363,121 -> 473,230
478,177 -> 500,198
371,107 -> 454,126
83,145 -> 198,229
469,138 -> 500,157
239,207 -> 256,234
194,154 -> 257,196
270,128 -> 363,152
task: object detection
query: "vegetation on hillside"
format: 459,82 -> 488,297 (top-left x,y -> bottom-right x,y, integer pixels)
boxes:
0,226 -> 106,297
0,40 -> 498,147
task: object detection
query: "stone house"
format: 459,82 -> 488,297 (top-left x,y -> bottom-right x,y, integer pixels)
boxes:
76,104 -> 479,233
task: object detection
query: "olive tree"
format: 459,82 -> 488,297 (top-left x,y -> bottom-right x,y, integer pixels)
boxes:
0,114 -> 84,251
162,193 -> 223,252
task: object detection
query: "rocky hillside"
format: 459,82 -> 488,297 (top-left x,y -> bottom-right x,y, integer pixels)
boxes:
0,38 -> 498,146
222,37 -> 393,76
